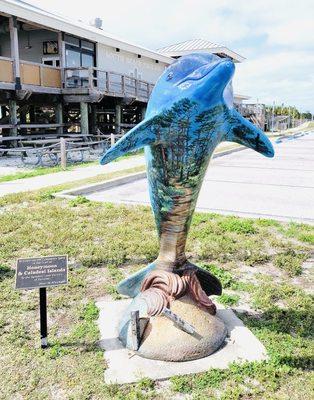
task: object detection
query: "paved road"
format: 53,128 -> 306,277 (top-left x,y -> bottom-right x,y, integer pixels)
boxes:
88,133 -> 314,224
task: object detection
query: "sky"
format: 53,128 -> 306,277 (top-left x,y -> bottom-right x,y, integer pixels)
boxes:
27,0 -> 314,112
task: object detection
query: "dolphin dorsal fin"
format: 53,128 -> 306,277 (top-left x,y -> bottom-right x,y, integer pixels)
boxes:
100,117 -> 158,165
225,109 -> 274,158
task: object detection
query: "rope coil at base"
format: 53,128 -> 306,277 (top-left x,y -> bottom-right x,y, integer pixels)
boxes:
140,270 -> 216,316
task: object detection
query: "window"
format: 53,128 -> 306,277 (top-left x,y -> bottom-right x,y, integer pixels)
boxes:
65,35 -> 95,68
64,35 -> 96,87
66,49 -> 81,67
64,34 -> 80,47
81,40 -> 94,51
82,53 -> 94,68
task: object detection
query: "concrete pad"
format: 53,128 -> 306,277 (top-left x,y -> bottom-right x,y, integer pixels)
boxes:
96,299 -> 267,384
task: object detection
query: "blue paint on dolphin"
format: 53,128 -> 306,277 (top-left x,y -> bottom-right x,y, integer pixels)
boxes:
100,53 -> 274,299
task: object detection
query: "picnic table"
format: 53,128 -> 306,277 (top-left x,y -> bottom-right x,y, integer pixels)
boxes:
20,137 -> 110,167
0,133 -> 112,166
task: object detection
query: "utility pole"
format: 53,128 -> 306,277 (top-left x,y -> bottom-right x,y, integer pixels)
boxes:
271,101 -> 275,132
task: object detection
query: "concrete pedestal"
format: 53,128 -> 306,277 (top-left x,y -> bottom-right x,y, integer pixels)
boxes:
96,299 -> 267,384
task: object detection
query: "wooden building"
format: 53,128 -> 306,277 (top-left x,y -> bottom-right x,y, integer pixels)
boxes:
0,0 -> 170,138
0,1 -> 250,139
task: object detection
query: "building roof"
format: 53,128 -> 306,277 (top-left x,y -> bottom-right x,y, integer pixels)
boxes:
0,0 -> 173,64
158,39 -> 245,63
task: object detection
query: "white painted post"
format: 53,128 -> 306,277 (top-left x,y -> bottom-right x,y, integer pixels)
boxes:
60,137 -> 67,170
110,133 -> 115,147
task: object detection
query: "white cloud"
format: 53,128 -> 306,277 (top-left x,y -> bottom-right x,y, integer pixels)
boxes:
266,18 -> 314,48
26,0 -> 314,111
234,51 -> 314,110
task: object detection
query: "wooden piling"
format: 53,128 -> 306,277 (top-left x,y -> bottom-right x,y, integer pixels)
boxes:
115,103 -> 121,134
56,102 -> 63,134
80,102 -> 89,135
9,99 -> 17,136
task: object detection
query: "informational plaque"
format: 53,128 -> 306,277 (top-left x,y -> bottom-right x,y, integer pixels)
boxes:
15,256 -> 68,290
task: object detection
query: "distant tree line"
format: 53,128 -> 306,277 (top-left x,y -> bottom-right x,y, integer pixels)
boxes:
265,105 -> 312,120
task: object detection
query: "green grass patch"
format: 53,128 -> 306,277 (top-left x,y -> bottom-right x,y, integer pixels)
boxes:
274,249 -> 308,276
0,161 -> 98,183
280,222 -> 314,245
0,164 -> 145,207
0,188 -> 313,399
68,195 -> 91,207
219,293 -> 240,306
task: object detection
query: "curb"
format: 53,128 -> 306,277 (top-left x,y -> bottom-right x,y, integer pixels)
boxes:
55,145 -> 245,199
55,171 -> 146,199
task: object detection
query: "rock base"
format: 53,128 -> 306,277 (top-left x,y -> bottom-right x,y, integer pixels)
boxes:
137,295 -> 227,361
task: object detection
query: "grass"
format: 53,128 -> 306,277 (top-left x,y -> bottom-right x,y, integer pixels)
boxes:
0,161 -> 97,183
0,164 -> 145,208
0,188 -> 313,399
273,249 -> 308,276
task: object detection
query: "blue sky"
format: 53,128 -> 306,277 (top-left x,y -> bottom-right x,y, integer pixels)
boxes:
29,0 -> 314,112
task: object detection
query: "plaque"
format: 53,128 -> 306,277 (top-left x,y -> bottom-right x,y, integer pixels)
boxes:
15,256 -> 68,290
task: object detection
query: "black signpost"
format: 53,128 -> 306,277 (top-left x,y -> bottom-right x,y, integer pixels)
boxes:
15,255 -> 68,348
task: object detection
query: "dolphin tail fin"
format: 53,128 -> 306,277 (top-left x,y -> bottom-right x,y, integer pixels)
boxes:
117,263 -> 156,297
100,117 -> 157,165
225,109 -> 274,158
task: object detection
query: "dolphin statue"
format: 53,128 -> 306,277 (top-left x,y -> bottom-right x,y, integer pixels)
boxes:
100,52 -> 274,303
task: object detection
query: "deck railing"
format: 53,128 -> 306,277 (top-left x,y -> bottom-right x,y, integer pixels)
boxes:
0,60 -> 153,100
20,60 -> 61,88
0,56 -> 14,83
64,67 -> 154,101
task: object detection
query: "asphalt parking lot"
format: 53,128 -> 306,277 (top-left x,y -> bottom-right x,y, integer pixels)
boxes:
88,133 -> 314,224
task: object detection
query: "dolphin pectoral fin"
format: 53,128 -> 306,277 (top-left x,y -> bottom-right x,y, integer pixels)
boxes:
100,117 -> 158,165
117,262 -> 156,297
225,109 -> 274,158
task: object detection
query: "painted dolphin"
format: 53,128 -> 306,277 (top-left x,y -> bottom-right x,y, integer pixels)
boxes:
100,53 -> 274,300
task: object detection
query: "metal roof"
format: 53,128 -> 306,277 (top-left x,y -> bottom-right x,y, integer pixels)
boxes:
158,39 -> 245,63
158,39 -> 222,53
0,0 -> 173,64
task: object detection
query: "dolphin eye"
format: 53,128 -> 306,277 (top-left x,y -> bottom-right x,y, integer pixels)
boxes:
166,72 -> 173,81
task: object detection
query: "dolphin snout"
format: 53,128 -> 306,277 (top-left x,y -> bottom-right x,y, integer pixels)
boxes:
177,58 -> 234,86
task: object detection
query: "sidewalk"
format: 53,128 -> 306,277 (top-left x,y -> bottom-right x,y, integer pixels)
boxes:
0,142 -> 243,198
0,155 -> 145,197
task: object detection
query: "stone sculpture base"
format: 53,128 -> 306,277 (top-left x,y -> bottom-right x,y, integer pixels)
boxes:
136,294 -> 227,362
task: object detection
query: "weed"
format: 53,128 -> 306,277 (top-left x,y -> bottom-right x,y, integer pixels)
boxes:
68,195 -> 91,207
219,293 -> 240,306
274,249 -> 308,276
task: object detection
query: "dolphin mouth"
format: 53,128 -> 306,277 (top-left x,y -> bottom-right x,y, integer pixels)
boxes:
176,59 -> 233,86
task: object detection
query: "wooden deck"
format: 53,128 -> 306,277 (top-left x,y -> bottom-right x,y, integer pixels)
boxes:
0,58 -> 154,102
63,67 -> 154,102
